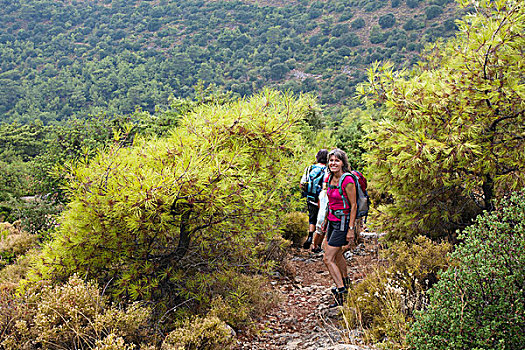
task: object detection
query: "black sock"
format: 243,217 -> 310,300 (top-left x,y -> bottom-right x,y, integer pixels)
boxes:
343,276 -> 351,288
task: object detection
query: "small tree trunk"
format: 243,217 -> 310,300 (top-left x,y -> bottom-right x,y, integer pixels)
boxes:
482,175 -> 494,212
174,208 -> 192,260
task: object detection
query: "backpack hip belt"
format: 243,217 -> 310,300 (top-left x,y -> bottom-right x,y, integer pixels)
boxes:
329,208 -> 349,231
329,209 -> 350,218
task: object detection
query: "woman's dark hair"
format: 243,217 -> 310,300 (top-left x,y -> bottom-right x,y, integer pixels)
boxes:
327,148 -> 351,173
316,149 -> 329,164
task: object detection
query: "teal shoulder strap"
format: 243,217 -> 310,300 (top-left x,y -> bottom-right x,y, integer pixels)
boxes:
338,173 -> 351,210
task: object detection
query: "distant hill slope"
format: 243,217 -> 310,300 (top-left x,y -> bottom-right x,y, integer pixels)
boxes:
0,0 -> 464,123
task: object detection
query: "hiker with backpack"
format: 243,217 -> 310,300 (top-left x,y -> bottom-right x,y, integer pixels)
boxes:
321,148 -> 359,308
299,149 -> 328,253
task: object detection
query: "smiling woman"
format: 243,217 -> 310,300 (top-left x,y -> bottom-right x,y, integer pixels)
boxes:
321,148 -> 358,308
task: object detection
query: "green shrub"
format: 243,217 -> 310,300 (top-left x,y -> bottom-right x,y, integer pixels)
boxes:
406,0 -> 421,9
208,270 -> 279,329
340,11 -> 353,21
281,211 -> 309,246
425,5 -> 444,20
343,236 -> 451,348
253,235 -> 290,273
369,26 -> 387,44
4,198 -> 63,236
351,18 -> 366,29
408,191 -> 525,350
93,334 -> 136,350
30,90 -> 314,314
403,18 -> 424,31
0,221 -> 37,268
379,14 -> 396,29
0,275 -> 151,350
162,315 -> 234,350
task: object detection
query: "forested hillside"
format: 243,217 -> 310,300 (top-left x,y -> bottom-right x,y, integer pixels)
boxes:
0,0 -> 462,123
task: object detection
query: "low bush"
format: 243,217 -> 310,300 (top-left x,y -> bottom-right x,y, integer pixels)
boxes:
253,235 -> 290,271
0,221 -> 37,268
351,18 -> 366,30
208,270 -> 280,330
162,315 -> 234,350
92,334 -> 136,350
425,5 -> 443,20
0,275 -> 151,350
0,253 -> 32,285
406,0 -> 421,9
343,236 -> 451,349
2,198 -> 63,236
379,14 -> 396,29
281,211 -> 309,246
408,191 -> 525,350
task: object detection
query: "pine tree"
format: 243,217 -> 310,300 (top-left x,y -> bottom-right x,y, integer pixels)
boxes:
358,0 -> 525,240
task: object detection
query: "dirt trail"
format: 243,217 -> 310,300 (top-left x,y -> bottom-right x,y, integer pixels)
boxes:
235,234 -> 379,350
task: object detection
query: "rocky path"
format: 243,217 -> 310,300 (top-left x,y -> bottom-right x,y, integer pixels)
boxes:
235,234 -> 379,350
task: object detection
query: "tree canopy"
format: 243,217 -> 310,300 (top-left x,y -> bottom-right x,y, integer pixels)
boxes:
0,0 -> 462,124
30,90 -> 315,306
359,0 -> 525,240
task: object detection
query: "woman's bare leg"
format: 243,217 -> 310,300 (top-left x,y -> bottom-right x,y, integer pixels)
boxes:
335,251 -> 348,279
323,245 -> 344,288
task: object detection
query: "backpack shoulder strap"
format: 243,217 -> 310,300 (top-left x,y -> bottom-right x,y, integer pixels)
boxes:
327,173 -> 335,188
338,173 -> 352,210
349,172 -> 364,208
302,165 -> 311,184
348,172 -> 359,189
305,165 -> 312,178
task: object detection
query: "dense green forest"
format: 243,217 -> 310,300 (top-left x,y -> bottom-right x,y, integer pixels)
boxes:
0,0 -> 462,124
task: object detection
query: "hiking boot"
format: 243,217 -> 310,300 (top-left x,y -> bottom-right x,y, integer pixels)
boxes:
303,233 -> 313,249
331,277 -> 351,297
312,246 -> 323,254
329,287 -> 347,308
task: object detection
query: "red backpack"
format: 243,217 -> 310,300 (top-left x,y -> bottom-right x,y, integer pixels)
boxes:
351,170 -> 367,191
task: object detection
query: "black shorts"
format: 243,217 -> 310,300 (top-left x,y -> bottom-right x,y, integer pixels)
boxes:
326,218 -> 349,247
307,202 -> 319,226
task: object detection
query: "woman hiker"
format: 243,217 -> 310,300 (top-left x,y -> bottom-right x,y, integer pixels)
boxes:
321,148 -> 357,308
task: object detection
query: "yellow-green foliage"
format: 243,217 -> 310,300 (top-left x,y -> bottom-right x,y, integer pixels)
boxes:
162,315 -> 234,350
208,270 -> 280,329
0,253 -> 32,285
92,334 -> 136,350
359,0 -> 525,240
1,275 -> 151,350
0,222 -> 37,268
253,235 -> 290,269
281,211 -> 309,245
343,236 -> 451,349
29,90 -> 314,317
